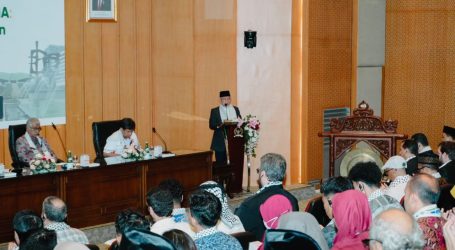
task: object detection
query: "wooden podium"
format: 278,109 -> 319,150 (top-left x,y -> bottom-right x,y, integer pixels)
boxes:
222,122 -> 245,193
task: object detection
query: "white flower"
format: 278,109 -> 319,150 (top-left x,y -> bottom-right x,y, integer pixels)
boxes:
35,160 -> 41,165
50,158 -> 56,163
35,153 -> 43,159
44,164 -> 50,169
30,165 -> 36,170
121,152 -> 128,158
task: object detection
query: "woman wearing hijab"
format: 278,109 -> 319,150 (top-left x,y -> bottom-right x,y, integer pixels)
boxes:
278,212 -> 329,250
258,194 -> 293,250
199,181 -> 245,234
332,189 -> 371,250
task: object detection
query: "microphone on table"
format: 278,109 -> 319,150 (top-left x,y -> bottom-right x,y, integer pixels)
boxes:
152,127 -> 171,154
52,122 -> 67,157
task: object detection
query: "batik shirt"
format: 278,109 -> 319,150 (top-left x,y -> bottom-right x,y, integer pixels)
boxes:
16,134 -> 55,163
194,227 -> 242,250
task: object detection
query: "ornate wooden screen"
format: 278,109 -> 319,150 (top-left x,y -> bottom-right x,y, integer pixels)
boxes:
319,101 -> 407,177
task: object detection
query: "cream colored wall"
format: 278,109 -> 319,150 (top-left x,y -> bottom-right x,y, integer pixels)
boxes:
237,0 -> 292,185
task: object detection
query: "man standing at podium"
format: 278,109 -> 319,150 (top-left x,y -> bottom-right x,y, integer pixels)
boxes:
209,90 -> 241,165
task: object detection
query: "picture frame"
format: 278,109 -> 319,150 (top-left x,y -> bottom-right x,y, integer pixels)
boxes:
86,0 -> 117,22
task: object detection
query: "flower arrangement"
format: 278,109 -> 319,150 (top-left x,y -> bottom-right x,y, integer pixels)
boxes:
121,147 -> 145,161
30,153 -> 57,173
242,114 -> 260,157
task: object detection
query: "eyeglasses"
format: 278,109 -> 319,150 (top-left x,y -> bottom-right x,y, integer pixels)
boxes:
256,168 -> 261,174
362,238 -> 382,247
383,168 -> 394,175
30,126 -> 42,131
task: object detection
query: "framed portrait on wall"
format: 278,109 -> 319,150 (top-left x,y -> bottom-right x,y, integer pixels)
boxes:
87,0 -> 117,22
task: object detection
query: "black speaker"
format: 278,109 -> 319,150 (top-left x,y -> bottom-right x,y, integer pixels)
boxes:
244,30 -> 257,49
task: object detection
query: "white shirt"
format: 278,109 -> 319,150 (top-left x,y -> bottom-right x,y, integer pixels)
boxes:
419,146 -> 433,154
150,217 -> 195,238
103,129 -> 140,155
384,175 -> 411,202
219,105 -> 238,122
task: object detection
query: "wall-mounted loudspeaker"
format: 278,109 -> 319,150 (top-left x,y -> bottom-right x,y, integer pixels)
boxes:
244,30 -> 257,49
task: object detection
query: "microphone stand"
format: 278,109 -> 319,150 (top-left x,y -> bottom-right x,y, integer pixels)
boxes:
223,103 -> 230,165
152,127 -> 171,154
52,122 -> 67,161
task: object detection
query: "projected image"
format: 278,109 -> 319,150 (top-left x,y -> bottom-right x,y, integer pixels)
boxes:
0,0 -> 65,128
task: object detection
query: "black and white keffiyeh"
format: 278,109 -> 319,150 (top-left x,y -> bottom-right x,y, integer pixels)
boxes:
199,181 -> 242,228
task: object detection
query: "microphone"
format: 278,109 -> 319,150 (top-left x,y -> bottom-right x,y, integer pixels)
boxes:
152,127 -> 171,154
51,122 -> 67,155
224,103 -> 229,121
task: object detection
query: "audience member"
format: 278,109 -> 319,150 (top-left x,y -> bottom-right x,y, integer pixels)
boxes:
189,190 -> 242,250
103,118 -> 140,157
404,174 -> 446,250
382,155 -> 411,201
320,176 -> 353,248
443,125 -> 455,142
109,208 -> 150,250
19,228 -> 57,250
163,229 -> 197,250
54,242 -> 89,250
412,133 -> 439,158
119,228 -> 176,250
146,188 -> 193,237
16,117 -> 57,164
400,139 -> 419,175
331,190 -> 371,250
257,194 -> 293,250
8,210 -> 43,250
438,141 -> 455,184
369,208 -> 424,250
158,179 -> 187,223
41,196 -> 88,244
235,153 -> 298,240
348,162 -> 402,218
443,214 -> 455,250
278,212 -> 329,250
418,156 -> 444,182
199,181 -> 245,234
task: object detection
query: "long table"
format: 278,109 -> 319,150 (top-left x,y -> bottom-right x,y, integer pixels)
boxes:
0,150 -> 212,243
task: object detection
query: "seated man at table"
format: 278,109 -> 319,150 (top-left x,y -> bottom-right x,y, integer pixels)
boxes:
103,118 -> 140,157
16,117 -> 57,164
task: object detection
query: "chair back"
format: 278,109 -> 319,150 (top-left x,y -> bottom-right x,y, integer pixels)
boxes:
8,124 -> 28,169
438,183 -> 455,211
231,231 -> 257,250
264,229 -> 321,250
304,196 -> 330,227
92,120 -> 122,162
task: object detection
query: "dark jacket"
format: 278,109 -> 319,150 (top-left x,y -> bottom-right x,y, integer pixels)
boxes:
439,160 -> 455,185
235,185 -> 299,240
209,106 -> 241,152
418,150 -> 439,159
406,157 -> 419,176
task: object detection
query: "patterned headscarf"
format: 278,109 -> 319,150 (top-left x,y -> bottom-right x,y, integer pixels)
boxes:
199,181 -> 241,228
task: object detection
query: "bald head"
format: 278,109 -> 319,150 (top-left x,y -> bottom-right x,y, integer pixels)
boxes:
370,209 -> 424,250
42,196 -> 67,223
408,174 -> 440,205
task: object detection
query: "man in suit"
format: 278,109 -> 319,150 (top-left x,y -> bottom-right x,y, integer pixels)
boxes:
399,139 -> 419,176
209,90 -> 241,164
235,153 -> 299,240
411,133 -> 439,158
438,141 -> 455,184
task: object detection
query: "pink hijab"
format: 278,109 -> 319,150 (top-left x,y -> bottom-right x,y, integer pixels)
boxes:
332,190 -> 371,250
258,195 -> 293,250
260,194 -> 293,229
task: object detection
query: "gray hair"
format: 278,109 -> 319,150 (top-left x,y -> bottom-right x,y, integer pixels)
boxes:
260,153 -> 286,182
26,117 -> 39,128
370,212 -> 424,250
42,196 -> 67,222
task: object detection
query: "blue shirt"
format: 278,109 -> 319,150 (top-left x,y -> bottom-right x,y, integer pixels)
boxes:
195,229 -> 242,250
